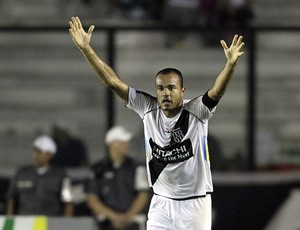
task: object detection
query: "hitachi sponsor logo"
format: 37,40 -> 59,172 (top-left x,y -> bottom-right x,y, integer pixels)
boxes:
149,138 -> 194,163
153,145 -> 187,158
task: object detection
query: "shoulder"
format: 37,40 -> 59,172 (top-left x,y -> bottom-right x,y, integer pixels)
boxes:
123,157 -> 143,171
136,89 -> 156,101
129,87 -> 157,104
17,165 -> 35,174
48,166 -> 66,177
69,137 -> 85,146
91,158 -> 112,177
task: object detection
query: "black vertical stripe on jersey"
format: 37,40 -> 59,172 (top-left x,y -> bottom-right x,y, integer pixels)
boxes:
149,109 -> 190,185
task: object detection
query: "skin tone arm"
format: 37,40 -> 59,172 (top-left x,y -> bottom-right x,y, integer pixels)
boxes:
208,35 -> 245,102
69,17 -> 129,102
125,191 -> 149,222
63,203 -> 74,217
87,191 -> 149,229
87,193 -> 121,221
6,198 -> 14,215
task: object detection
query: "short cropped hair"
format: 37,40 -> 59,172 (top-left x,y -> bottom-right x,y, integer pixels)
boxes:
155,68 -> 184,88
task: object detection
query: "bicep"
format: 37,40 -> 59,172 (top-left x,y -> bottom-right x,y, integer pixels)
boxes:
113,80 -> 129,103
110,78 -> 129,103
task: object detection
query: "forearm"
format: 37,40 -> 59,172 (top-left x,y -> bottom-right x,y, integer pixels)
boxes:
208,60 -> 237,101
80,45 -> 119,88
87,194 -> 118,220
63,203 -> 74,217
80,45 -> 128,100
6,198 -> 14,215
126,191 -> 149,219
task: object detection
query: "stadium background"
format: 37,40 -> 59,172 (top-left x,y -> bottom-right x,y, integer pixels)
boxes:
0,0 -> 299,229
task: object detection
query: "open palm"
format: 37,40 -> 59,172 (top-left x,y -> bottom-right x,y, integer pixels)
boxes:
221,35 -> 245,65
69,17 -> 94,50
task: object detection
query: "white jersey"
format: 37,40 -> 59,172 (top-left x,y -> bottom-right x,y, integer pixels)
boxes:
126,87 -> 216,199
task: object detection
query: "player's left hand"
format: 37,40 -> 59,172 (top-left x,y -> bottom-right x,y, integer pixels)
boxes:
221,35 -> 245,65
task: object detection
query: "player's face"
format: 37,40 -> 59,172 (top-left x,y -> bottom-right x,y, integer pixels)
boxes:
156,73 -> 185,117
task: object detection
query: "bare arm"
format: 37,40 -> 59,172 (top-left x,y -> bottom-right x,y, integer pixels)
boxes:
6,198 -> 14,215
87,191 -> 149,229
63,203 -> 74,217
208,35 -> 245,102
87,193 -> 120,220
69,17 -> 129,102
125,191 -> 149,220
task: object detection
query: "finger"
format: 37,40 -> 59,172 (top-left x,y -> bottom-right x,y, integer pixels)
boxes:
238,51 -> 245,57
71,17 -> 78,31
69,29 -> 74,38
237,36 -> 243,46
237,42 -> 245,51
75,16 -> 82,29
69,21 -> 75,32
220,40 -> 228,50
231,35 -> 238,46
69,29 -> 77,42
88,25 -> 95,35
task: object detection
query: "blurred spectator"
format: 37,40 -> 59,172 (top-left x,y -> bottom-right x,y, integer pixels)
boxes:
209,134 -> 247,171
201,0 -> 220,46
107,0 -> 149,20
201,0 -> 219,28
51,124 -> 88,168
208,134 -> 227,171
87,126 -> 150,230
162,0 -> 201,48
6,135 -> 73,216
218,0 -> 254,42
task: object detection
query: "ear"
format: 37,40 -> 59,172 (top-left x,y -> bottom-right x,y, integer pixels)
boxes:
46,153 -> 54,161
181,87 -> 185,97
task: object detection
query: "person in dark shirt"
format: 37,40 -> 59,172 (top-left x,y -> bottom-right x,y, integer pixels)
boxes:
87,126 -> 150,230
6,135 -> 74,216
51,124 -> 88,168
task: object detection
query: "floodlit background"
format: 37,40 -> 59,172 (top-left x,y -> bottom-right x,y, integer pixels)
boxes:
0,0 -> 299,229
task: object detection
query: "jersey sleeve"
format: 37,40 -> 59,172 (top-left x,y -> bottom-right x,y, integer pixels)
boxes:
134,165 -> 149,191
185,96 -> 217,122
61,177 -> 73,203
126,87 -> 157,119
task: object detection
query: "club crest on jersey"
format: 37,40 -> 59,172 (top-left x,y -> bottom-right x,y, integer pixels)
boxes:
165,128 -> 185,143
171,129 -> 184,143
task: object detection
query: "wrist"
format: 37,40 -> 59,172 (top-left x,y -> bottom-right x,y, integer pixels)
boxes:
226,60 -> 237,68
80,44 -> 92,53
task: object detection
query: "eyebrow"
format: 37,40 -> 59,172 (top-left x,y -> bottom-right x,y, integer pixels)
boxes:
156,83 -> 177,87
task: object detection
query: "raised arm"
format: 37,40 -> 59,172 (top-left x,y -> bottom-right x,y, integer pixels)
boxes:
69,17 -> 129,102
208,35 -> 245,102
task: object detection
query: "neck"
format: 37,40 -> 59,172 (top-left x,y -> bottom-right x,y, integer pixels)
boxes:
162,105 -> 182,118
110,153 -> 125,164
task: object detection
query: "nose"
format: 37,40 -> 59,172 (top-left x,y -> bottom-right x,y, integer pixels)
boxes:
163,88 -> 170,96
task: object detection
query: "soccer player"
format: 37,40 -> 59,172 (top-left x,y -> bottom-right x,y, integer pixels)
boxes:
69,16 -> 244,230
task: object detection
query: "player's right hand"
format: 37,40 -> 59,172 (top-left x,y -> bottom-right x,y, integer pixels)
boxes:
69,16 -> 94,51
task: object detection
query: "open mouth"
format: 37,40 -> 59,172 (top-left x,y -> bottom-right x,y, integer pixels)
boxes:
162,99 -> 171,104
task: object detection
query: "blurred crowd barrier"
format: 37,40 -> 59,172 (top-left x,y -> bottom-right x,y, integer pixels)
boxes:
1,169 -> 300,229
0,216 -> 98,230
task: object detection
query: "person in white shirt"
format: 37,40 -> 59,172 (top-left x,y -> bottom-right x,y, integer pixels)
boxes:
69,16 -> 244,230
